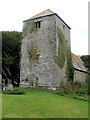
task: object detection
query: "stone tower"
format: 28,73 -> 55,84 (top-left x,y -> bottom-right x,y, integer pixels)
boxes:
20,9 -> 71,89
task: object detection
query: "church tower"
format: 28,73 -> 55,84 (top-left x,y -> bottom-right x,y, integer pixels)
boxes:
20,9 -> 71,89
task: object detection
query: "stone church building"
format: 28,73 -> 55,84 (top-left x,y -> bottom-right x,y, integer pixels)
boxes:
72,53 -> 87,82
20,9 -> 87,89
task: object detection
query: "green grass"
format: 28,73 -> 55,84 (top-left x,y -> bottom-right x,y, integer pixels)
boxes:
0,93 -> 2,120
2,88 -> 88,118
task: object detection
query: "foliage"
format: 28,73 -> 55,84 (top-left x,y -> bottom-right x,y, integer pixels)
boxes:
2,31 -> 22,86
80,55 -> 90,71
29,21 -> 37,33
3,56 -> 14,65
2,89 -> 25,95
65,94 -> 88,101
66,48 -> 75,82
23,21 -> 37,36
28,41 -> 40,68
54,27 -> 67,69
54,27 -> 74,82
55,81 -> 88,101
28,41 -> 40,60
2,88 -> 88,118
80,55 -> 90,95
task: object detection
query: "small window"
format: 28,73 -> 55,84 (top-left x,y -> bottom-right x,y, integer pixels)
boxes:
36,78 -> 38,82
35,21 -> 41,28
63,25 -> 65,29
36,78 -> 38,86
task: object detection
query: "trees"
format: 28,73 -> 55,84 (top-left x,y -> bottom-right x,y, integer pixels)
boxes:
80,55 -> 90,71
2,31 -> 22,86
80,55 -> 90,95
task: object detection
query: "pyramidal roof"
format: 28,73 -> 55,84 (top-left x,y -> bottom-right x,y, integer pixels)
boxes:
23,9 -> 71,29
31,9 -> 54,19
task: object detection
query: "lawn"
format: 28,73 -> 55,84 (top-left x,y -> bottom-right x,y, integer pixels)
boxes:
2,88 -> 88,118
0,93 -> 2,120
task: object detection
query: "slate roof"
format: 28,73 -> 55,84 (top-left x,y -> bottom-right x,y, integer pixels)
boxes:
72,53 -> 87,72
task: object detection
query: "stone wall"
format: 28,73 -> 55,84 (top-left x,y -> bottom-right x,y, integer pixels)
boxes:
20,14 -> 70,89
55,16 -> 71,47
74,70 -> 87,82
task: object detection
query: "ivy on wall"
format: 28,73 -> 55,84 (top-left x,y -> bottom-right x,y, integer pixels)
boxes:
23,21 -> 37,36
49,37 -> 54,46
28,40 -> 40,68
66,48 -> 75,82
54,27 -> 75,82
54,27 -> 67,69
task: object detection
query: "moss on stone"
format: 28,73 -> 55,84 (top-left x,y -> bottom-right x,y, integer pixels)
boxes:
23,20 -> 37,36
29,21 -> 37,33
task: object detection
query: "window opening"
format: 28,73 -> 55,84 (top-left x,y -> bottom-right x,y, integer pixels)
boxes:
36,78 -> 38,82
35,21 -> 41,28
63,25 -> 65,29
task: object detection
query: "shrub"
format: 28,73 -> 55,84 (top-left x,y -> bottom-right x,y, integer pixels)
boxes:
73,81 -> 88,95
2,89 -> 25,95
66,48 -> 75,82
60,81 -> 73,94
55,81 -> 88,101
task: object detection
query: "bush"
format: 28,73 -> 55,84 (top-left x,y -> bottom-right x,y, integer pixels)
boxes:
2,89 -> 25,95
55,81 -> 88,101
73,81 -> 88,95
59,81 -> 73,94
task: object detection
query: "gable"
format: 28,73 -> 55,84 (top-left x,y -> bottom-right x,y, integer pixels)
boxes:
72,53 -> 87,72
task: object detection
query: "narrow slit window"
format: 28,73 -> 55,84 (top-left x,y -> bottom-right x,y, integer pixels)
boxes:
35,22 -> 38,28
38,21 -> 41,28
63,25 -> 65,29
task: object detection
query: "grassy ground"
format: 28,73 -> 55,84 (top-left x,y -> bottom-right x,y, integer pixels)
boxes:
0,93 -> 2,120
2,88 -> 88,118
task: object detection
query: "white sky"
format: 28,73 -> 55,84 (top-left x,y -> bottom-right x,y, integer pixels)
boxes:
0,0 -> 89,55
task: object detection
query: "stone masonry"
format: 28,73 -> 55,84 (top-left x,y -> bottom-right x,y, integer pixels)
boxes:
20,9 -> 71,89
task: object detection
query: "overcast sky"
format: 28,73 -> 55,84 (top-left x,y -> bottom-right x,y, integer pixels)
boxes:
0,0 -> 89,55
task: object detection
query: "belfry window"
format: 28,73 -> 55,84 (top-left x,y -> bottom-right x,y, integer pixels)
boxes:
35,21 -> 41,28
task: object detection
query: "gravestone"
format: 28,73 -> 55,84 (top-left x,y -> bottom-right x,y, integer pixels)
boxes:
8,84 -> 13,91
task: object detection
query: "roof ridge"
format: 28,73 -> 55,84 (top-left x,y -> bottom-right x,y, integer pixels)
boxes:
23,9 -> 71,29
72,53 -> 79,59
31,9 -> 54,19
